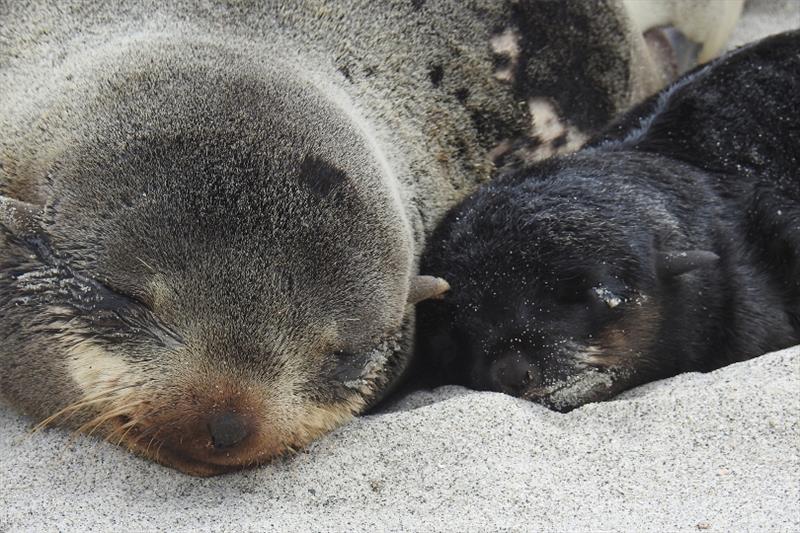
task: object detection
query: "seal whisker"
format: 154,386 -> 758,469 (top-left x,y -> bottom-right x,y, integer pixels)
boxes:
112,416 -> 145,446
114,404 -> 168,447
145,436 -> 158,456
135,256 -> 156,273
31,383 -> 142,433
73,400 -> 148,439
153,438 -> 167,463
126,416 -> 172,457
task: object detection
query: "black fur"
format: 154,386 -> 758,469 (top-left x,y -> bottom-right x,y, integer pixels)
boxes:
416,31 -> 800,411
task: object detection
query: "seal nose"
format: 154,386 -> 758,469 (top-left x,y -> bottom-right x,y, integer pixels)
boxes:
490,352 -> 541,395
207,411 -> 250,450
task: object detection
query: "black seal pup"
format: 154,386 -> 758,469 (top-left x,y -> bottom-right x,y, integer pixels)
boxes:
0,0 -> 738,475
416,30 -> 800,412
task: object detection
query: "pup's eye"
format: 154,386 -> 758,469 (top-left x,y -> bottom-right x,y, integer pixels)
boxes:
553,276 -> 591,304
591,286 -> 623,308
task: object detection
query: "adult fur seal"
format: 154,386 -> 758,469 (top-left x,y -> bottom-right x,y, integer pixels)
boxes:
417,30 -> 800,412
0,1 -> 738,475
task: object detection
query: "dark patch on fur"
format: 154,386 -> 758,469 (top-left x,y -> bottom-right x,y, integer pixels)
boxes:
508,0 -> 628,132
453,138 -> 468,159
551,133 -> 568,149
338,64 -> 352,82
429,64 -> 444,87
468,109 -> 499,141
492,53 -> 512,73
299,155 -> 348,200
411,0 -> 425,11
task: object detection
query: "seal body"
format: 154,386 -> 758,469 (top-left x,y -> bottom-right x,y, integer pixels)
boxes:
417,31 -> 800,411
0,1 -> 734,475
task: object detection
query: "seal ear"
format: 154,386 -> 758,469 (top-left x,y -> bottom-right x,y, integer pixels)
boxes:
407,275 -> 450,305
656,250 -> 719,278
0,195 -> 42,240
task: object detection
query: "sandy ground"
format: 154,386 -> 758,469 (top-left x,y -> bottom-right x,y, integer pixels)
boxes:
2,2 -> 799,531
1,346 -> 798,532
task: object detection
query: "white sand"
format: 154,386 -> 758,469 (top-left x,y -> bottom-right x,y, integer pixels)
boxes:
1,346 -> 798,531
2,2 -> 799,531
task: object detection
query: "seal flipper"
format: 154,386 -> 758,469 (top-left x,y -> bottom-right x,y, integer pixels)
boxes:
644,26 -> 702,81
407,275 -> 450,305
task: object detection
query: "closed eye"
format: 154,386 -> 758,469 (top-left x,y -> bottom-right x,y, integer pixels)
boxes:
553,278 -> 591,304
331,350 -> 369,383
72,273 -> 182,346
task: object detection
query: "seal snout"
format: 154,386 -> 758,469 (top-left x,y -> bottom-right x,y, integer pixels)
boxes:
489,352 -> 542,395
207,411 -> 250,450
114,381 -> 281,475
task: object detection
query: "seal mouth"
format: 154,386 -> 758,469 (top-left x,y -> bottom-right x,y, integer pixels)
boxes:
108,415 -> 288,477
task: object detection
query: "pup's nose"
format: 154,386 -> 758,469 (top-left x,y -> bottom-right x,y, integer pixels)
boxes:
207,411 -> 250,450
490,352 -> 541,395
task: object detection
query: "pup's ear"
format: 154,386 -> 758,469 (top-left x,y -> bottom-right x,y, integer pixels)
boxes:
656,250 -> 719,278
0,195 -> 42,239
407,275 -> 450,305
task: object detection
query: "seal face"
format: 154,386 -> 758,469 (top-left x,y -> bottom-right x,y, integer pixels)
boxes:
417,156 -> 708,411
0,44 -> 420,476
417,31 -> 800,411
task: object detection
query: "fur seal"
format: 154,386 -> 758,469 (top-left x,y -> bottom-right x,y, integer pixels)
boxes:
0,1 -> 738,475
416,30 -> 800,412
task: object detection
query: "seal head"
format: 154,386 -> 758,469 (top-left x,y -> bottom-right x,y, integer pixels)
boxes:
416,155 -> 721,411
0,42 -> 434,475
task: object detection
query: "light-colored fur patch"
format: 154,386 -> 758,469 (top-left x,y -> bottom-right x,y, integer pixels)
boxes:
527,98 -> 588,160
576,344 -> 627,368
490,28 -> 520,82
66,339 -> 135,400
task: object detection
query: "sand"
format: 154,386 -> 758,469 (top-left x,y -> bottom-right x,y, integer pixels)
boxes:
2,1 -> 800,531
1,346 -> 798,532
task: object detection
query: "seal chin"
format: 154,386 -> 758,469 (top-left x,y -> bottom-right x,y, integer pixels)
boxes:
130,438 -> 284,477
125,439 -> 271,477
156,454 -> 246,478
